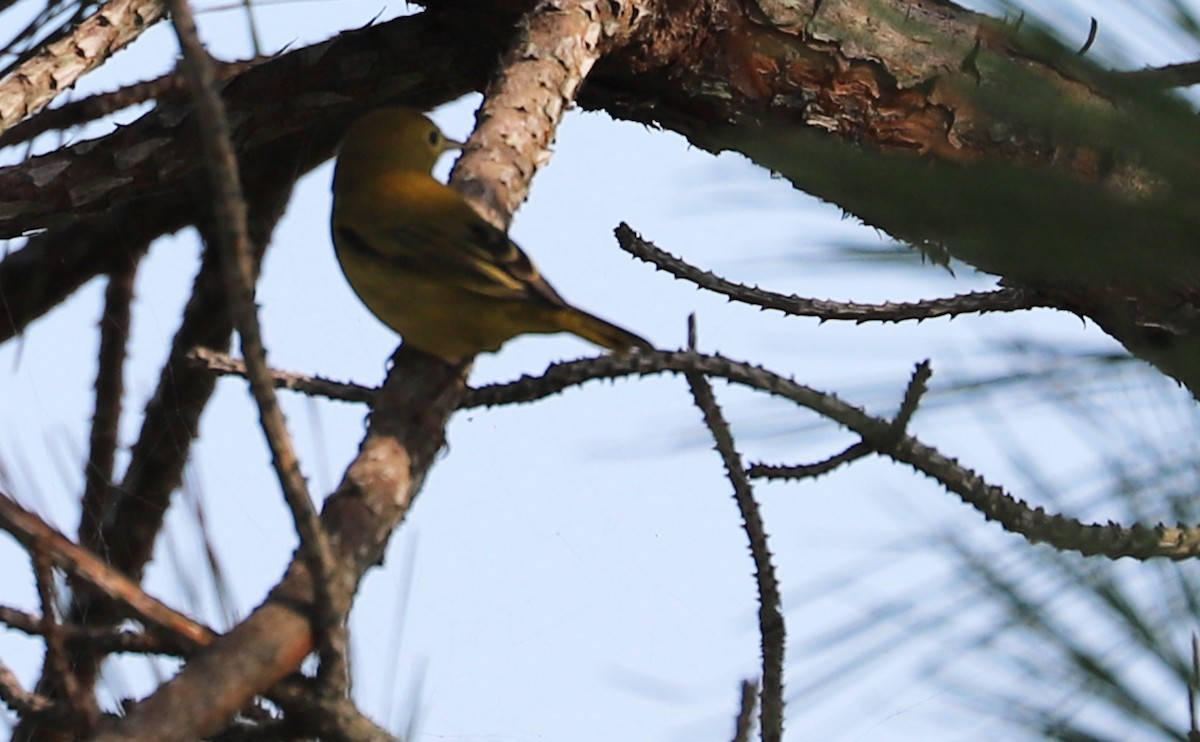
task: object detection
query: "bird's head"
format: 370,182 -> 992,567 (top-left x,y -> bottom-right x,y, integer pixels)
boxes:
335,107 -> 462,185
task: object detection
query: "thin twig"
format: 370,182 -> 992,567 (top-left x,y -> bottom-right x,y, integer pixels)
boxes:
685,371 -> 784,742
732,679 -> 757,742
615,223 -> 1048,322
189,347 -> 375,405
464,350 -> 1200,559
0,604 -> 191,655
747,441 -> 872,480
748,360 -> 931,481
80,262 -> 138,550
32,548 -> 93,731
891,359 -> 932,435
194,346 -> 1200,556
0,657 -> 53,716
0,490 -> 215,649
166,0 -> 342,689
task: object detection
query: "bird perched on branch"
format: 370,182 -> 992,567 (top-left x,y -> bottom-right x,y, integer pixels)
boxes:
330,106 -> 652,362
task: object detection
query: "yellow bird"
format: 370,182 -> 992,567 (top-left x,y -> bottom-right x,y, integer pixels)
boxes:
331,107 -> 652,362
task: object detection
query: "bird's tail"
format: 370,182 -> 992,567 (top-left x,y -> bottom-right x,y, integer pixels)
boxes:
559,307 -> 653,354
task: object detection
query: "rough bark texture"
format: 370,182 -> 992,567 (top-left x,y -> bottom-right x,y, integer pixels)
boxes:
0,0 -> 166,132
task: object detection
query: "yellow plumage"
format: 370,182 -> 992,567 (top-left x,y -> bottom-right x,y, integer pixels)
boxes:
331,107 -> 652,362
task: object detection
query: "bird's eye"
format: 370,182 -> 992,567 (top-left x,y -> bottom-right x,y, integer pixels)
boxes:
427,130 -> 441,147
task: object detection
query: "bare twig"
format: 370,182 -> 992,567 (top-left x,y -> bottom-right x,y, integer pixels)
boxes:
0,490 -> 215,649
747,441 -> 872,480
465,351 -> 1200,559
32,549 -> 93,731
0,605 -> 192,656
189,347 -> 376,405
732,679 -> 757,742
0,0 -> 167,133
80,261 -> 138,550
196,346 -> 1200,556
614,223 -> 1048,322
0,657 -> 53,717
686,371 -> 784,742
748,360 -> 931,480
892,360 -> 932,435
167,0 -> 341,688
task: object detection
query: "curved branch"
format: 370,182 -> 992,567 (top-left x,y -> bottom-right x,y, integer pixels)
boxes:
469,351 -> 1200,560
686,371 -> 784,741
615,223 -> 1052,322
192,346 -> 1200,559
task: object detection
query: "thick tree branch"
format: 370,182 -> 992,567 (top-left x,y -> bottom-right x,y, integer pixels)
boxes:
0,0 -> 166,133
0,11 -> 493,239
448,0 -> 651,229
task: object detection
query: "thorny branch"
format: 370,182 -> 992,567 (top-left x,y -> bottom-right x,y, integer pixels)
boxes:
167,0 -> 343,690
80,262 -> 138,551
615,223 -> 1052,323
193,347 -> 1200,560
686,370 -> 785,742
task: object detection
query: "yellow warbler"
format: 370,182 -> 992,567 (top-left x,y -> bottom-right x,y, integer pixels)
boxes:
331,107 -> 652,362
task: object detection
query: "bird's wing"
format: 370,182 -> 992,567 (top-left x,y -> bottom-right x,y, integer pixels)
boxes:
337,178 -> 571,307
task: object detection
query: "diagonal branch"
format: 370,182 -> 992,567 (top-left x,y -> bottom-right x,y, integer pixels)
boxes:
92,348 -> 468,742
0,0 -> 167,133
448,0 -> 652,230
0,490 -> 215,649
166,0 -> 339,686
747,441 -> 872,481
0,56 -> 266,148
0,658 -> 53,718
